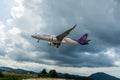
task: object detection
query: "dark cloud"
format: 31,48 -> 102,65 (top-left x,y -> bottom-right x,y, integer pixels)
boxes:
8,0 -> 120,67
0,47 -> 6,56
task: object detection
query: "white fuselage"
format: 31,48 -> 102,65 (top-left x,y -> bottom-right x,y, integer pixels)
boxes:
31,34 -> 79,45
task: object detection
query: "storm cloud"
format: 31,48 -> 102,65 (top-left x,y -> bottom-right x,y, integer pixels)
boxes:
1,0 -> 120,69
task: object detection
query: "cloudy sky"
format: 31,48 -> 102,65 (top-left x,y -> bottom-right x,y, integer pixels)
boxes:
0,0 -> 120,78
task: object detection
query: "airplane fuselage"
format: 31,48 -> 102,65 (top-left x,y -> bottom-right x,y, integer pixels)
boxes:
31,34 -> 79,45
31,24 -> 90,48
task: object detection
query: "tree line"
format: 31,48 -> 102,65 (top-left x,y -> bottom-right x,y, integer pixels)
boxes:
38,69 -> 58,78
0,70 -> 4,77
37,69 -> 93,80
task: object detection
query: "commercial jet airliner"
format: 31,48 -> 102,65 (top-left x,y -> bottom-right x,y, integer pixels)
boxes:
31,24 -> 90,48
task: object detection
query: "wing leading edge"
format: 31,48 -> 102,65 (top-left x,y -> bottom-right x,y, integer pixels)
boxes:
56,24 -> 77,48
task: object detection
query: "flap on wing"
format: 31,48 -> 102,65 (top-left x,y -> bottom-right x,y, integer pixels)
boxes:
56,24 -> 76,41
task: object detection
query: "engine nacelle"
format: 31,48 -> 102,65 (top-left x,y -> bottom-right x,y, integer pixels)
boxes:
49,37 -> 57,41
48,42 -> 55,46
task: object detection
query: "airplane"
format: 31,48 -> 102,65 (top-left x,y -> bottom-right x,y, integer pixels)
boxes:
31,24 -> 90,48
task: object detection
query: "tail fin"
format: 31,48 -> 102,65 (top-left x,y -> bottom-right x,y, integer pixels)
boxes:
79,33 -> 88,41
75,33 -> 88,44
75,33 -> 91,45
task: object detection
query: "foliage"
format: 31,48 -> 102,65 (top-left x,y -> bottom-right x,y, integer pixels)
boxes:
49,70 -> 57,78
0,70 -> 4,77
0,73 -> 34,80
38,69 -> 58,78
38,69 -> 49,77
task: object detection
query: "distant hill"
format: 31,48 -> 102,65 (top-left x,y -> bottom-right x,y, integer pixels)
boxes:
0,67 -> 38,76
57,73 -> 93,80
90,72 -> 120,80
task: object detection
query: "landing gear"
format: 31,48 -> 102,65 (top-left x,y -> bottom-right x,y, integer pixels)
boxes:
56,43 -> 61,48
56,45 -> 59,48
37,40 -> 40,43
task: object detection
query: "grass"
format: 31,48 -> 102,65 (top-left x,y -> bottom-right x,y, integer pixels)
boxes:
26,78 -> 64,80
0,72 -> 35,80
0,73 -> 64,80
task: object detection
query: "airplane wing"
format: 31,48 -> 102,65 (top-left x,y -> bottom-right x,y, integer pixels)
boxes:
56,24 -> 77,48
56,24 -> 76,41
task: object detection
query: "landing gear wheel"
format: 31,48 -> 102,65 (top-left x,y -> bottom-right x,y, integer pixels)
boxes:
37,40 -> 40,43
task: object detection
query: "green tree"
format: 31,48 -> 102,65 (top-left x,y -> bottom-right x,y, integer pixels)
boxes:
49,69 -> 57,78
38,69 -> 48,77
0,70 -> 4,77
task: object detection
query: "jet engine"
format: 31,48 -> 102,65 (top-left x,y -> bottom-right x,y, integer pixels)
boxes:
48,42 -> 55,46
49,37 -> 57,41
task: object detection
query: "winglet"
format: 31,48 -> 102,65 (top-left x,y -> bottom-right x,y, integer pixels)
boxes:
68,24 -> 77,32
72,24 -> 77,29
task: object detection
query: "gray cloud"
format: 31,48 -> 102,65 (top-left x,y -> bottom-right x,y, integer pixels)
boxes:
5,0 -> 120,68
0,47 -> 6,56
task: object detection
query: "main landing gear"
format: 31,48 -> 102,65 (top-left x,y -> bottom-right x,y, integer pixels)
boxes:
37,39 -> 40,43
